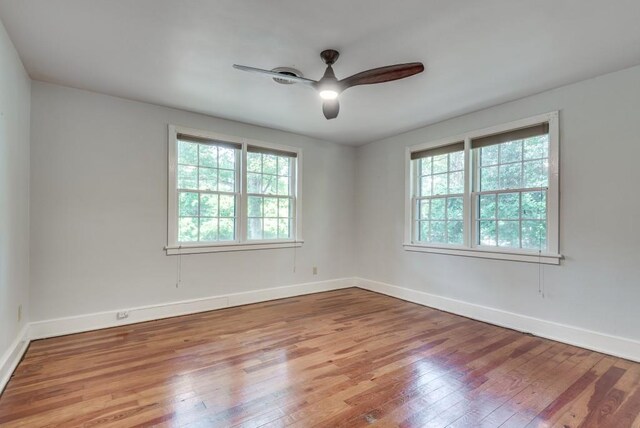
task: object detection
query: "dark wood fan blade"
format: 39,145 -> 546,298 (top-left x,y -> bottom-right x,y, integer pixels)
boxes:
322,99 -> 339,120
233,64 -> 317,86
340,63 -> 424,89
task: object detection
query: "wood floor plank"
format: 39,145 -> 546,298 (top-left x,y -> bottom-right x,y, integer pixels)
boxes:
1,288 -> 639,427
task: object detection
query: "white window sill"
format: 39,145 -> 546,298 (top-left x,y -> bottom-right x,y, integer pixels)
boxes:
166,241 -> 304,255
403,243 -> 562,265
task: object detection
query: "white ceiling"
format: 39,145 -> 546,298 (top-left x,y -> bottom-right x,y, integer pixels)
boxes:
1,1 -> 640,145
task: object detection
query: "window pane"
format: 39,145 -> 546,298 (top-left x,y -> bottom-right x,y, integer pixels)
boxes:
499,163 -> 522,189
264,197 -> 278,217
262,174 -> 277,195
449,151 -> 464,171
430,221 -> 446,243
430,198 -> 445,220
498,220 -> 520,247
277,157 -> 290,176
420,158 -> 432,175
200,194 -> 218,217
278,198 -> 290,218
263,155 -> 277,174
433,174 -> 447,195
247,152 -> 262,173
419,221 -> 429,241
200,218 -> 218,241
480,166 -> 498,191
432,155 -> 448,174
420,176 -> 432,197
479,194 -> 496,219
418,199 -> 429,220
498,193 -> 520,219
218,169 -> 235,192
522,191 -> 546,219
178,141 -> 198,166
198,145 -> 217,168
523,160 -> 548,188
447,197 -> 463,220
248,173 -> 261,194
248,196 -> 263,217
522,220 -> 547,249
178,217 -> 199,242
219,195 -> 235,217
218,218 -> 235,241
448,171 -> 464,194
178,165 -> 197,189
479,220 -> 497,246
447,221 -> 464,245
179,192 -> 199,217
278,219 -> 290,239
524,136 -> 548,160
500,140 -> 522,163
218,147 -> 235,170
481,145 -> 499,167
248,218 -> 262,240
277,177 -> 289,195
264,218 -> 277,239
198,167 -> 217,191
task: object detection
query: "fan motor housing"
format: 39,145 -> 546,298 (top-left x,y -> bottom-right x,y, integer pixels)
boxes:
270,67 -> 303,84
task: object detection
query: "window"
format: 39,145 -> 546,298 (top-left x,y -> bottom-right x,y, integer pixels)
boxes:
167,126 -> 302,254
405,112 -> 560,264
247,146 -> 295,240
412,143 -> 465,245
175,134 -> 240,243
474,125 -> 549,251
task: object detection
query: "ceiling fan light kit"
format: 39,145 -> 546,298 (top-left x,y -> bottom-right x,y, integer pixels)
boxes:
233,49 -> 424,120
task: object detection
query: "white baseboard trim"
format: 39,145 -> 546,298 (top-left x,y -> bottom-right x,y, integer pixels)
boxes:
0,324 -> 30,394
355,277 -> 640,363
28,277 -> 355,340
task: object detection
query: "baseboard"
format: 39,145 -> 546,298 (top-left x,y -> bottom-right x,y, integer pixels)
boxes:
29,277 -> 355,340
0,324 -> 30,394
355,277 -> 640,363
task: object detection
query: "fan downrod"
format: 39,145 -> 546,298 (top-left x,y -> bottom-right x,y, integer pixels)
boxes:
320,49 -> 340,65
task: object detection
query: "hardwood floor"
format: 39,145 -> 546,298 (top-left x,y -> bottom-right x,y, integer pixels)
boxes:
1,288 -> 639,427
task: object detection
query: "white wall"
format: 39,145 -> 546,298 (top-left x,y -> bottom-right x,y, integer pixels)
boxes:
30,82 -> 355,321
0,19 -> 30,360
355,65 -> 640,341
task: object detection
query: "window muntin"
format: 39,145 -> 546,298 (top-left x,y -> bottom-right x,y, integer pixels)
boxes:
247,149 -> 295,240
474,134 -> 549,251
177,139 -> 239,243
414,150 -> 465,245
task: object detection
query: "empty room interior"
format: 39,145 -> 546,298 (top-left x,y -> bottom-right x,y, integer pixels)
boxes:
2,1 -> 640,427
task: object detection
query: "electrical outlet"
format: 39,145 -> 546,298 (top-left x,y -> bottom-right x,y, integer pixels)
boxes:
18,305 -> 22,322
313,266 -> 318,275
116,311 -> 129,320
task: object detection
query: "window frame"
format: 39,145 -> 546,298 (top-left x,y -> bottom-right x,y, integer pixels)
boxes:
404,111 -> 561,264
166,125 -> 303,255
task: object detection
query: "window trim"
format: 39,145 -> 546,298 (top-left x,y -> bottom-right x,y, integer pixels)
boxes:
166,125 -> 303,255
404,111 -> 561,264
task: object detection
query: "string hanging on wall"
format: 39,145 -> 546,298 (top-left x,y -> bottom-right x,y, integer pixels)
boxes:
293,244 -> 297,273
176,246 -> 182,288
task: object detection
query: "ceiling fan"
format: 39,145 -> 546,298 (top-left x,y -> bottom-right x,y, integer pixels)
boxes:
233,50 -> 424,120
